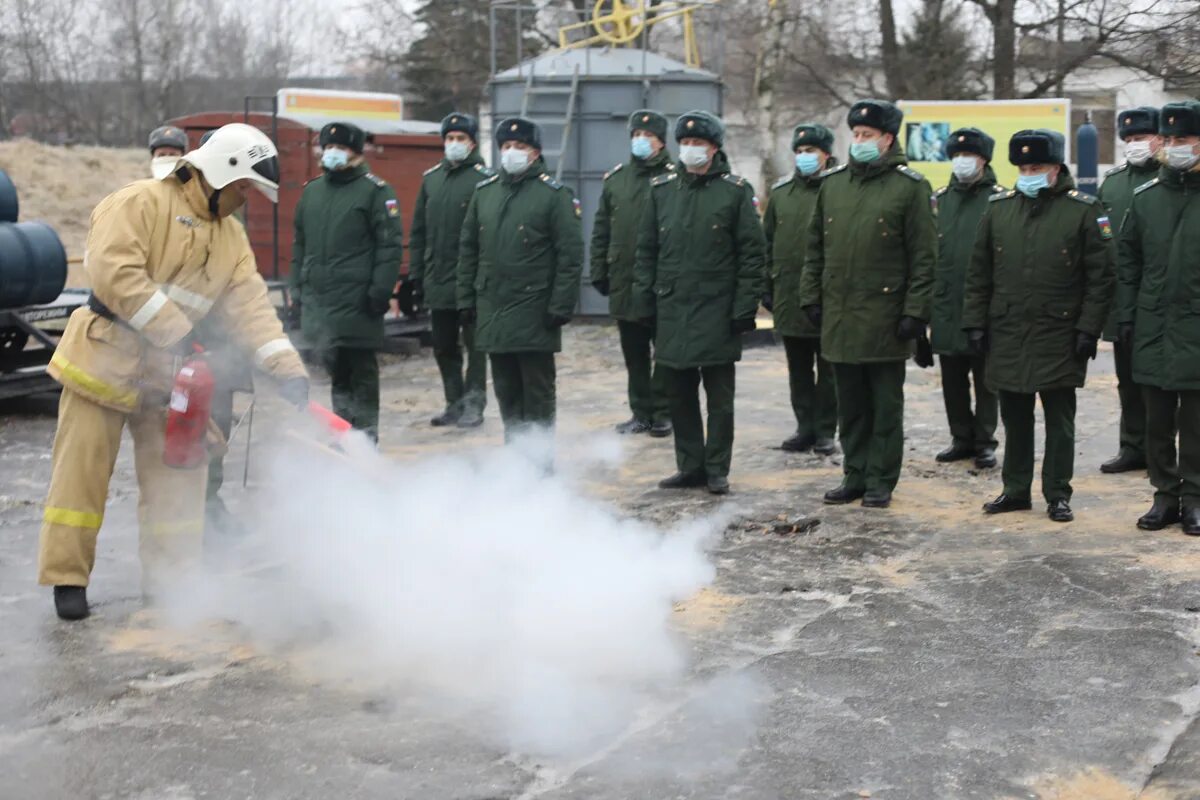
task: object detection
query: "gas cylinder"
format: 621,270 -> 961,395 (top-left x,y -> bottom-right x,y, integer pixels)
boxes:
163,347 -> 215,469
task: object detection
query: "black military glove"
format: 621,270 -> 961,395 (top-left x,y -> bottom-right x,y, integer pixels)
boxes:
966,328 -> 988,356
896,315 -> 926,341
459,307 -> 477,325
278,376 -> 310,410
1074,331 -> 1099,360
731,317 -> 757,335
592,278 -> 610,297
544,313 -> 570,330
1117,322 -> 1134,348
804,304 -> 822,328
761,292 -> 774,313
914,334 -> 935,368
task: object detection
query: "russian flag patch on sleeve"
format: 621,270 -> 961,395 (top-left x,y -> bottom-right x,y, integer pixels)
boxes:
1097,215 -> 1113,240
385,198 -> 400,218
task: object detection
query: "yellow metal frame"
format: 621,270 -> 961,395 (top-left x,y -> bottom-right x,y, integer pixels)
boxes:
557,1 -> 708,67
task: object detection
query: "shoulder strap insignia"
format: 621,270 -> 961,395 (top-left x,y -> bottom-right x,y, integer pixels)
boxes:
722,174 -> 747,187
772,175 -> 794,191
540,174 -> 564,190
990,184 -> 1007,194
651,173 -> 677,187
1066,189 -> 1099,206
423,163 -> 442,176
476,174 -> 500,189
819,163 -> 848,178
473,164 -> 495,177
934,186 -> 950,197
603,162 -> 624,181
989,191 -> 1016,202
1104,163 -> 1129,177
665,162 -> 677,172
364,172 -> 388,188
896,164 -> 925,182
1134,177 -> 1160,195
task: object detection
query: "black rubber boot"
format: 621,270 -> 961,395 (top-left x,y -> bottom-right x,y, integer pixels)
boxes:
54,586 -> 89,621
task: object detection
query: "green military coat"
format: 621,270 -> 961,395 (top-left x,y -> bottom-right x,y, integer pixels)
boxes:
1097,159 -> 1160,340
457,158 -> 583,354
589,150 -> 675,321
763,163 -> 833,338
408,148 -> 495,311
1116,166 -> 1200,391
632,150 -> 766,369
931,166 -> 1005,355
963,172 -> 1115,394
290,161 -> 404,350
797,148 -> 937,363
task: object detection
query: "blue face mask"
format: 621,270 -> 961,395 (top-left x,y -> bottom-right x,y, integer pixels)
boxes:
795,152 -> 821,175
631,136 -> 654,159
850,140 -> 881,162
1016,172 -> 1050,197
321,148 -> 350,171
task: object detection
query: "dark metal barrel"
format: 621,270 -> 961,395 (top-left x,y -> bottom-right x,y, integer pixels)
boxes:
0,222 -> 68,309
0,170 -> 17,223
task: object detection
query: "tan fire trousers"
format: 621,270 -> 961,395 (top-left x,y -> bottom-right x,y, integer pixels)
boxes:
38,387 -> 206,590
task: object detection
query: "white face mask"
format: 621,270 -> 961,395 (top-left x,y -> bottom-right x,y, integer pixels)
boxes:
501,147 -> 531,174
444,140 -> 470,163
950,154 -> 980,181
1124,140 -> 1154,166
1165,143 -> 1200,171
679,144 -> 711,168
151,155 -> 179,180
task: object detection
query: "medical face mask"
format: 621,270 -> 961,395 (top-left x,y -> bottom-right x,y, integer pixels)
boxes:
1165,143 -> 1200,171
850,140 -> 881,162
501,147 -> 531,174
444,140 -> 470,162
151,155 -> 180,180
679,144 -> 711,168
1123,140 -> 1154,166
631,136 -> 654,159
1016,171 -> 1051,198
951,155 -> 981,181
321,148 -> 350,171
795,152 -> 821,175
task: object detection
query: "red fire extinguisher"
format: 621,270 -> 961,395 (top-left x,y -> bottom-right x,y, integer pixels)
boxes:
164,346 -> 215,469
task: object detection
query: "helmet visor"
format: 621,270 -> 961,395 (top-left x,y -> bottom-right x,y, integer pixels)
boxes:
249,155 -> 280,203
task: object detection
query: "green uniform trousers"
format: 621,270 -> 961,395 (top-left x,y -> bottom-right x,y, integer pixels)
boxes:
320,346 -> 380,442
431,308 -> 487,416
998,388 -> 1076,503
664,363 -> 736,478
618,320 -> 671,424
1114,339 -> 1146,459
939,354 -> 998,450
1142,386 -> 1200,507
782,335 -> 837,440
833,361 -> 907,493
490,352 -> 556,441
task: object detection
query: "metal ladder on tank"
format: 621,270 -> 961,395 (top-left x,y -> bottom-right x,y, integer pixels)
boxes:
519,65 -> 580,182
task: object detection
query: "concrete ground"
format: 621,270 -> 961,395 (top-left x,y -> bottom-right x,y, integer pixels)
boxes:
2,322 -> 1198,800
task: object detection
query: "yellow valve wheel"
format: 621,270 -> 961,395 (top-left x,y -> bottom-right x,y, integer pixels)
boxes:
591,0 -> 647,44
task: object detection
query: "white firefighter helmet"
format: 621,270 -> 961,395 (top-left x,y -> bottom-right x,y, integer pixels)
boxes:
180,122 -> 280,202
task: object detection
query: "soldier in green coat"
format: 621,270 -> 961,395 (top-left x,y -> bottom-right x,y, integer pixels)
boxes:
634,110 -> 766,495
290,121 -> 404,442
1116,100 -> 1200,535
409,112 -> 494,428
963,130 -> 1115,523
763,123 -> 838,456
798,99 -> 937,509
590,110 -> 676,437
1097,107 -> 1162,474
931,128 -> 1004,470
457,117 -> 583,442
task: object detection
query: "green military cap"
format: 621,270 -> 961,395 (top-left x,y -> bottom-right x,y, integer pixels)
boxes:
847,99 -> 903,135
628,110 -> 669,142
495,116 -> 542,149
946,127 -> 996,162
674,110 -> 724,147
1160,101 -> 1200,137
1009,129 -> 1066,166
319,121 -> 366,154
1117,107 -> 1159,140
440,112 -> 479,142
791,123 -> 834,154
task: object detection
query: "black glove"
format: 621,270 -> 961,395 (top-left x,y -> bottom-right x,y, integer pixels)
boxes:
966,328 -> 988,356
544,313 -> 570,329
278,376 -> 310,410
408,278 -> 423,306
1117,322 -> 1134,348
804,305 -> 822,328
592,278 -> 610,297
1074,331 -> 1098,360
459,307 -> 477,325
286,300 -> 302,328
896,315 -> 926,341
761,292 -> 774,313
915,334 -> 935,368
731,317 -> 757,335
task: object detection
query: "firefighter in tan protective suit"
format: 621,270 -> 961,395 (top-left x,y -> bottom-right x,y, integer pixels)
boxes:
39,123 -> 310,621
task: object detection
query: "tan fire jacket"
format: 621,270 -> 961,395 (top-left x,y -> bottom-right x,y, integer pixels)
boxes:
49,170 -> 306,412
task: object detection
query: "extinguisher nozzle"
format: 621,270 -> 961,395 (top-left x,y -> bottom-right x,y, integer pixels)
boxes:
308,401 -> 353,435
